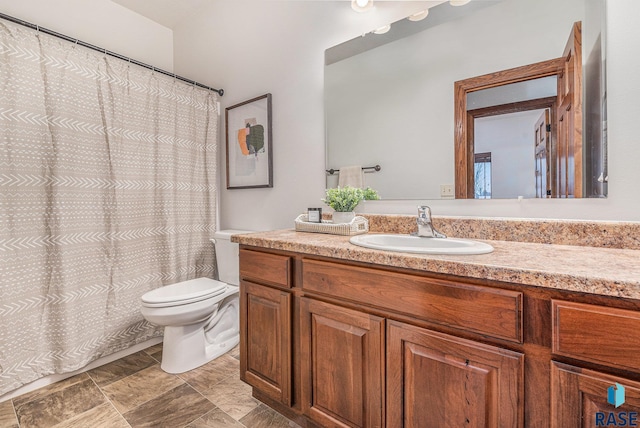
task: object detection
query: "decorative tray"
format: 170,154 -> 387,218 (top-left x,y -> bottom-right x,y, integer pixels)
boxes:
294,214 -> 369,236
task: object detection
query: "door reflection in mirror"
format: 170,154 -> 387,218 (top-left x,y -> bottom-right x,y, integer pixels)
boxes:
456,21 -> 595,199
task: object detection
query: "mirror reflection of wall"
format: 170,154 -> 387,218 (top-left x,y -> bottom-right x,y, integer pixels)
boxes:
467,78 -> 557,200
474,110 -> 544,199
325,0 -> 606,200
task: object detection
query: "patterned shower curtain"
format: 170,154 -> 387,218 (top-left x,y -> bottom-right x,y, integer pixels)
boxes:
0,19 -> 218,395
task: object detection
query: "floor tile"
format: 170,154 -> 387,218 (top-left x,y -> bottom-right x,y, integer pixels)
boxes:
122,383 -> 215,428
88,351 -> 157,387
185,406 -> 245,428
101,364 -> 184,413
12,373 -> 91,409
240,404 -> 298,428
14,378 -> 105,428
53,402 -> 129,428
0,400 -> 18,428
143,343 -> 162,356
179,354 -> 239,394
143,343 -> 163,362
229,344 -> 240,360
4,345 -> 301,428
202,373 -> 259,420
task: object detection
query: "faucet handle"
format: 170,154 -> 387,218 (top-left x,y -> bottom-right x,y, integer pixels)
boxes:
415,205 -> 446,238
417,205 -> 432,219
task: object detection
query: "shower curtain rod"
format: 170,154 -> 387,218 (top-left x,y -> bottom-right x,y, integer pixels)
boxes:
0,12 -> 224,96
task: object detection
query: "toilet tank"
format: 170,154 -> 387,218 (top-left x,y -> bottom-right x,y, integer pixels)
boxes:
212,229 -> 252,286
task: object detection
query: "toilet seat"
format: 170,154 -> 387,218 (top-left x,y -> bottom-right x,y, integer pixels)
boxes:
141,278 -> 228,308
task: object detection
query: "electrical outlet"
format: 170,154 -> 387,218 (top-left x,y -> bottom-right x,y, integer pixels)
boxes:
440,184 -> 454,198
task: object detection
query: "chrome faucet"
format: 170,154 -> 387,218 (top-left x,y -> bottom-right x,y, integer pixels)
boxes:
414,206 -> 446,238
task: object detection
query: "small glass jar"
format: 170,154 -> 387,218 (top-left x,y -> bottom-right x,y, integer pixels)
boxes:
307,208 -> 322,223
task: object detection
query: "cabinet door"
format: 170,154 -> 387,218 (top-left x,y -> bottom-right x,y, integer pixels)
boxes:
300,297 -> 384,428
552,362 -> 640,428
240,280 -> 291,405
387,320 -> 524,428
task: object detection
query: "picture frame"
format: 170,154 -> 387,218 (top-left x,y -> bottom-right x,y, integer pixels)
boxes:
225,93 -> 273,189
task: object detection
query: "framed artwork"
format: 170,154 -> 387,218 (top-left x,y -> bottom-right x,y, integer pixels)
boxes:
225,93 -> 273,189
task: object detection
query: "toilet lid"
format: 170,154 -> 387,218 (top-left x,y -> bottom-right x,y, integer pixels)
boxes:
141,278 -> 228,307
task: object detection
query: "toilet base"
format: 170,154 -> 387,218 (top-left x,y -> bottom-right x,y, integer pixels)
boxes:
160,321 -> 239,374
158,293 -> 240,374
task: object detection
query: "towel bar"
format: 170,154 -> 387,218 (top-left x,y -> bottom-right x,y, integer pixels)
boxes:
326,164 -> 381,175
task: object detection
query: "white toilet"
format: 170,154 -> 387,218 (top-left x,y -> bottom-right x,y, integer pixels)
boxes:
140,229 -> 250,373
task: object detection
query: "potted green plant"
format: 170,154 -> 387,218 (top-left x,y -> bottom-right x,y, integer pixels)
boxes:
322,186 -> 379,223
362,187 -> 380,201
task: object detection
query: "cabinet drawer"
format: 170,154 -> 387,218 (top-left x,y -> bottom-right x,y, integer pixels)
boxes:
552,300 -> 640,371
240,249 -> 291,288
302,259 -> 522,343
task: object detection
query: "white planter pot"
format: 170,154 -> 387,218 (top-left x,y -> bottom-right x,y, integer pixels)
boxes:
332,211 -> 355,224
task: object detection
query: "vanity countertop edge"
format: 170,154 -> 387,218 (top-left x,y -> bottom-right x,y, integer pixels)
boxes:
232,229 -> 640,301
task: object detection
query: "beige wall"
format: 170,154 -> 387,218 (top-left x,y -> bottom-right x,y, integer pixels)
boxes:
0,0 -> 173,71
174,0 -> 640,228
172,1 -> 438,230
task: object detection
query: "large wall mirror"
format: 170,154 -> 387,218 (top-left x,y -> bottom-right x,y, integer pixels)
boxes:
325,0 -> 607,200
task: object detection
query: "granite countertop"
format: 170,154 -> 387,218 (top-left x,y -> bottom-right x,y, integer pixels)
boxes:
232,229 -> 640,300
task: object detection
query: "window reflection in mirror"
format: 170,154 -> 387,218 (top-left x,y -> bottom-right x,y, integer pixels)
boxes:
474,152 -> 492,199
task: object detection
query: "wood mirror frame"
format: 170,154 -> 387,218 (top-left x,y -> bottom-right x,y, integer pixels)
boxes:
454,22 -> 583,199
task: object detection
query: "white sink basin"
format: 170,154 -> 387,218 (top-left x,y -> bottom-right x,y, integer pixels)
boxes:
349,234 -> 494,255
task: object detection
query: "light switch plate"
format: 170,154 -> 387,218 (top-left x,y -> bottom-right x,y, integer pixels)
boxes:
440,184 -> 454,198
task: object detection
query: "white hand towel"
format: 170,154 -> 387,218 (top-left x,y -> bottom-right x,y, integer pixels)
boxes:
338,165 -> 364,189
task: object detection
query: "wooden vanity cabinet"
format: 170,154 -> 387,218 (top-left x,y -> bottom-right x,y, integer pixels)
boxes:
301,258 -> 523,344
387,320 -> 524,427
551,362 -> 640,428
550,301 -> 640,427
299,298 -> 384,428
239,249 -> 292,406
300,258 -> 525,427
239,245 -> 640,428
297,298 -> 524,428
552,300 -> 640,372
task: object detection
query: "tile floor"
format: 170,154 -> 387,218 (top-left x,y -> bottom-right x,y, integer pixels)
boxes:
0,344 -> 299,428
